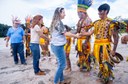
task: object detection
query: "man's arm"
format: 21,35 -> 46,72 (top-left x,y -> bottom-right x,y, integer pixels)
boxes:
23,35 -> 26,43
112,29 -> 119,51
6,28 -> 11,47
81,29 -> 94,36
6,36 -> 10,47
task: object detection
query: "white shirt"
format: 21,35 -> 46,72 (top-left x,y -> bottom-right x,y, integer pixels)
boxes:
30,25 -> 40,43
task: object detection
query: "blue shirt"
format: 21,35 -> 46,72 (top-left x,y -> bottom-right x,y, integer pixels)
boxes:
50,21 -> 66,46
7,27 -> 25,43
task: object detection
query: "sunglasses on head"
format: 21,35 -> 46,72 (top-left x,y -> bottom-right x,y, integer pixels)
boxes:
58,7 -> 63,13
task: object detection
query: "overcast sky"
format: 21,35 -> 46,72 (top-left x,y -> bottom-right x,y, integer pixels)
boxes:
0,0 -> 128,27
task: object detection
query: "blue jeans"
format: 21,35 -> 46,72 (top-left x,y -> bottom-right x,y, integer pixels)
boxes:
30,43 -> 41,73
51,44 -> 66,84
11,43 -> 26,64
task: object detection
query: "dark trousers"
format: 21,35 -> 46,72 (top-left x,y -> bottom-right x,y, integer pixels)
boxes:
11,43 -> 26,64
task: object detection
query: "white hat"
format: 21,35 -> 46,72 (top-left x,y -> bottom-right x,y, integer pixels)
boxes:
12,16 -> 21,24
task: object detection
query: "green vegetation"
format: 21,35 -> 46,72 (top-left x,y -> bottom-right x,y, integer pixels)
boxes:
0,23 -> 26,37
0,23 -> 11,37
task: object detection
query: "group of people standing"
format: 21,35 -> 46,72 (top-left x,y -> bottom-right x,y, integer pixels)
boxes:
5,1 -> 126,84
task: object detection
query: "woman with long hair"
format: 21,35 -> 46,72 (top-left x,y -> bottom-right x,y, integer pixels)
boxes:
50,7 -> 80,84
30,15 -> 47,75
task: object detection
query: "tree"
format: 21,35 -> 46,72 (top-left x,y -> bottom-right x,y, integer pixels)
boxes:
0,23 -> 11,37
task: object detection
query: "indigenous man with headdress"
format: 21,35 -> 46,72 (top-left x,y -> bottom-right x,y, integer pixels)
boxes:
39,23 -> 50,60
76,0 -> 92,71
25,16 -> 32,57
64,25 -> 72,72
81,3 -> 123,83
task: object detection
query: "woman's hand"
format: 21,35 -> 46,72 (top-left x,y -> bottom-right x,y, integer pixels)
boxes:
80,30 -> 93,36
75,33 -> 81,38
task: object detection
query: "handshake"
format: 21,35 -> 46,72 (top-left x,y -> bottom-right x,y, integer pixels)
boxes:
73,30 -> 94,38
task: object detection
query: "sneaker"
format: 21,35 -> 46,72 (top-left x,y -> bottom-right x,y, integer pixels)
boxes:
109,76 -> 115,81
35,71 -> 46,75
41,57 -> 47,61
21,62 -> 27,65
15,62 -> 18,65
60,82 -> 71,84
40,70 -> 45,73
48,57 -> 52,61
60,79 -> 71,84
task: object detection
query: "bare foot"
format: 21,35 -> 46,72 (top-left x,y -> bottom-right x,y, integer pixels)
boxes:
65,68 -> 71,72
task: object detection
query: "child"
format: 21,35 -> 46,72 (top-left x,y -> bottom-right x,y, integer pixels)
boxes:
39,25 -> 51,61
64,25 -> 72,72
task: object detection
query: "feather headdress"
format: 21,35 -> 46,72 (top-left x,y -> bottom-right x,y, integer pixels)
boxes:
77,0 -> 93,13
25,16 -> 32,24
12,15 -> 21,24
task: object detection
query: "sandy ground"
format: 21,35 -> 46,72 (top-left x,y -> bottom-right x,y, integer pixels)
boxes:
0,34 -> 128,84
